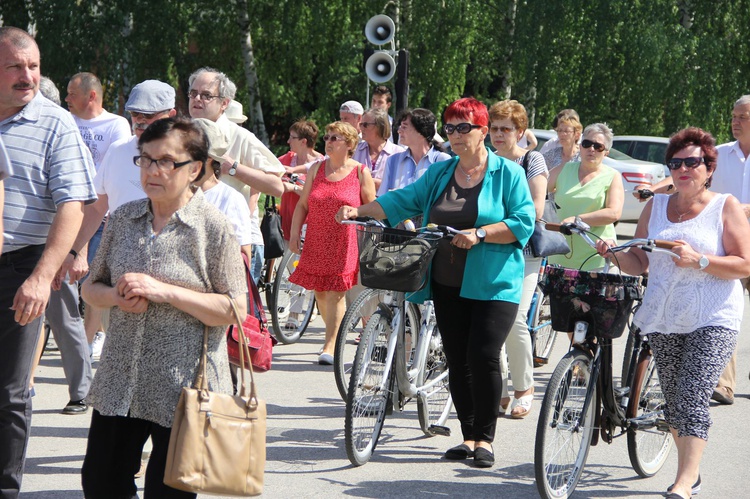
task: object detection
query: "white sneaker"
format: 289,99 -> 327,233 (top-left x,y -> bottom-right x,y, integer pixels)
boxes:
90,331 -> 106,360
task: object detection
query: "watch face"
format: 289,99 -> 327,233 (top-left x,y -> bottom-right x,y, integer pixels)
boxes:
477,228 -> 486,239
699,255 -> 709,269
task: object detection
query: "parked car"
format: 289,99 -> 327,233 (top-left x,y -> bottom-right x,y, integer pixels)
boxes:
612,135 -> 670,165
530,129 -> 666,222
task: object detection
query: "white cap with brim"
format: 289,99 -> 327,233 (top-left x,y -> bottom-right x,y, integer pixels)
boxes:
192,118 -> 229,162
226,100 -> 248,124
125,80 -> 175,113
340,100 -> 364,115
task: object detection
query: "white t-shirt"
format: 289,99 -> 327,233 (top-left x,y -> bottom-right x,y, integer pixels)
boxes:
74,110 -> 131,171
203,181 -> 253,246
715,141 -> 750,203
94,136 -> 146,213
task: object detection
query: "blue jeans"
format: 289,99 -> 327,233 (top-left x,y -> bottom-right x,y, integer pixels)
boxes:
250,245 -> 264,285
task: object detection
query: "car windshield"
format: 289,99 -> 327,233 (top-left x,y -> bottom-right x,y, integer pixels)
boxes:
607,148 -> 636,161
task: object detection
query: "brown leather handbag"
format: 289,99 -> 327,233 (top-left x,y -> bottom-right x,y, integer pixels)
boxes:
164,295 -> 266,496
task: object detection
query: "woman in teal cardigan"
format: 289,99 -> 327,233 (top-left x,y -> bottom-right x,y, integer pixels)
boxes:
337,98 -> 535,468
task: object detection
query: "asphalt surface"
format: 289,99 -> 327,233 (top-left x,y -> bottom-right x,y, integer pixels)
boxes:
20,223 -> 750,498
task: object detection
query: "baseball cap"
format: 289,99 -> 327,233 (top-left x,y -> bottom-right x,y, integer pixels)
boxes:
340,100 -> 364,115
125,80 -> 175,113
225,100 -> 248,124
192,118 -> 229,162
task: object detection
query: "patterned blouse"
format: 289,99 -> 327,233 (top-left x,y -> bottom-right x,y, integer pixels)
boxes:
86,189 -> 247,427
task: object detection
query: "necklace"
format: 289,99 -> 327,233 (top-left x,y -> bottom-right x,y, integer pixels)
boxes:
458,163 -> 482,182
672,196 -> 698,222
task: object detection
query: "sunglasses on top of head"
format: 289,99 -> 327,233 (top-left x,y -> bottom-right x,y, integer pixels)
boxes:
667,157 -> 704,170
580,139 -> 607,152
443,123 -> 482,135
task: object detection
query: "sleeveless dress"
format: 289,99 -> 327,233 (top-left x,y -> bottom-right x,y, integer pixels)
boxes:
633,193 -> 744,335
289,160 -> 362,291
548,161 -> 618,270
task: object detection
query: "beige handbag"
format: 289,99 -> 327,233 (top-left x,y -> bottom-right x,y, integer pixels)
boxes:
164,295 -> 266,496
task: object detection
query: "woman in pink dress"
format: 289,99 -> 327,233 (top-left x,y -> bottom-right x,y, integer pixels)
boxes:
289,122 -> 376,364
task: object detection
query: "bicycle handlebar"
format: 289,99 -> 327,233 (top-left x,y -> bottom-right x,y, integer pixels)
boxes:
544,221 -> 680,259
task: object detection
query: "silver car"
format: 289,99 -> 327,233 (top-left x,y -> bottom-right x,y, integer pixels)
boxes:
530,129 -> 666,222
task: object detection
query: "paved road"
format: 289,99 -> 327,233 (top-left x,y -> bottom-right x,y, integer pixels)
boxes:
21,223 -> 750,497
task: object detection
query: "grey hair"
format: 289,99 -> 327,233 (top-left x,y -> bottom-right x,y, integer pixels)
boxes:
734,95 -> 750,108
188,67 -> 236,100
363,107 -> 391,140
39,76 -> 61,105
583,122 -> 614,150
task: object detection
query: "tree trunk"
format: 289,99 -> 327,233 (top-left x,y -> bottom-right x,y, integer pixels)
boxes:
499,0 -> 518,99
235,0 -> 269,145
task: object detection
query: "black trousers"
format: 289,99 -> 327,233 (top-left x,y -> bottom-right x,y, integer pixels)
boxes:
81,410 -> 196,499
0,245 -> 44,499
431,281 -> 517,443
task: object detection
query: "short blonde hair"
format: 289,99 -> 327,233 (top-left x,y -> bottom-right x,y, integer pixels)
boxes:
326,121 -> 359,157
557,116 -> 583,140
488,100 -> 529,132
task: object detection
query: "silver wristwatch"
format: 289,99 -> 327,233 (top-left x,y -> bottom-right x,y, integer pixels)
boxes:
698,254 -> 709,270
476,228 -> 487,243
228,161 -> 238,176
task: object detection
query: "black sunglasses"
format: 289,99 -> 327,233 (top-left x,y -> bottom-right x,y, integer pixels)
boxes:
581,139 -> 607,152
667,157 -> 704,170
443,123 -> 482,135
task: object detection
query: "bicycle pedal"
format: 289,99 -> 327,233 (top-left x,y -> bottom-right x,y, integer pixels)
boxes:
428,425 -> 451,437
533,356 -> 548,365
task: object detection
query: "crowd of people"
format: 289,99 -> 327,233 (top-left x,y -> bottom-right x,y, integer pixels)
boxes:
1,24 -> 749,499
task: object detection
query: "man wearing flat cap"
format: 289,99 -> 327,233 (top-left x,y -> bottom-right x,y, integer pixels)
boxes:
340,100 -> 364,134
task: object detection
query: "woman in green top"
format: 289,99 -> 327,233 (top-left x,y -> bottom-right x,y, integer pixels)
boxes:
547,123 -> 624,270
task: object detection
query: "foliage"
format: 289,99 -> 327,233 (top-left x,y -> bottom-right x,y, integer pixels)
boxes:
2,0 -> 747,151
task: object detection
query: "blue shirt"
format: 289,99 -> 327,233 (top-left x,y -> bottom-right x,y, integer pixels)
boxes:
1,92 -> 97,252
376,149 -> 535,303
377,146 -> 451,196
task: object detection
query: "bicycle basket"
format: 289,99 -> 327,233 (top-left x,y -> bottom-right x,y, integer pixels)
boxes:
540,265 -> 643,339
356,225 -> 441,292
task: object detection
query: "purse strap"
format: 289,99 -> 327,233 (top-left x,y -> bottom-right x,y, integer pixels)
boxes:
264,195 -> 277,213
242,253 -> 267,325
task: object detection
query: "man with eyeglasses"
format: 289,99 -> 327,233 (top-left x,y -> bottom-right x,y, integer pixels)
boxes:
57,80 -> 178,367
188,67 -> 284,282
0,27 -> 97,497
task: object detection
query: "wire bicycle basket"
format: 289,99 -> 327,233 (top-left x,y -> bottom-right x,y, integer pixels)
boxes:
355,225 -> 442,292
540,265 -> 643,339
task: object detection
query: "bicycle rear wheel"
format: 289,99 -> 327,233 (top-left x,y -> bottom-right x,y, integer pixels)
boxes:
271,250 -> 316,344
535,349 -> 597,499
532,290 -> 556,367
627,350 -> 672,477
416,326 -> 452,436
344,308 -> 394,466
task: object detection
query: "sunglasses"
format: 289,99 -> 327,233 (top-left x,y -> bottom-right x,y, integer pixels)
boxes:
359,122 -> 377,129
323,135 -> 345,142
667,157 -> 704,170
129,111 -> 163,120
443,123 -> 482,135
490,125 -> 516,134
581,139 -> 607,152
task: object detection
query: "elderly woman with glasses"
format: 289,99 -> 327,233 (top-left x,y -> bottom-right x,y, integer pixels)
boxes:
547,122 -> 624,271
353,107 -> 405,191
289,122 -> 376,365
595,127 -> 750,499
80,117 -> 247,498
543,115 -> 582,170
337,97 -> 535,468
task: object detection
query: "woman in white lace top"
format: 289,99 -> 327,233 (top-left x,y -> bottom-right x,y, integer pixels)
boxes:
595,127 -> 750,499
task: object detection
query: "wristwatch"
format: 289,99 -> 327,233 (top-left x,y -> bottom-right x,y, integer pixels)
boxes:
476,228 -> 487,243
69,249 -> 78,259
698,254 -> 709,270
228,161 -> 238,176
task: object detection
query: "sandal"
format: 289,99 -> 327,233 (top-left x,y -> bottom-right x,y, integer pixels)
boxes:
510,393 -> 534,419
499,397 -> 510,416
284,317 -> 299,331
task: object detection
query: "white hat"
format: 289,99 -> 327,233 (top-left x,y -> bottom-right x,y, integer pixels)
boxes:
225,100 -> 248,124
340,100 -> 364,115
192,118 -> 229,162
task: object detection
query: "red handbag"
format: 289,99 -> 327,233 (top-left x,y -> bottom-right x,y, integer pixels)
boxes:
227,253 -> 277,372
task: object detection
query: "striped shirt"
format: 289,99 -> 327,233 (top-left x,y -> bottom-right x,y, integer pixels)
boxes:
1,92 -> 97,252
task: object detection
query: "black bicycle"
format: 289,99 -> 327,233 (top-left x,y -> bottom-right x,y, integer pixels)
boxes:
534,220 -> 678,498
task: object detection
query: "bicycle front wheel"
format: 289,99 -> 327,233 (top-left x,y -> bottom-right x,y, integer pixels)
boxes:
627,351 -> 672,477
344,308 -> 394,466
271,250 -> 316,344
416,326 -> 452,435
535,349 -> 597,499
532,290 -> 556,367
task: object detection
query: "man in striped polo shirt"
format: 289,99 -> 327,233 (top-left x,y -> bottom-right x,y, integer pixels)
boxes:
0,27 -> 96,498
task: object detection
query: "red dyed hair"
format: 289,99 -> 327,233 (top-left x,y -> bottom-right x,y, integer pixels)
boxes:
666,127 -> 718,186
443,97 -> 489,127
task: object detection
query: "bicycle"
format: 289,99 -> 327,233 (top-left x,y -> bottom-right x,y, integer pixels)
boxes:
529,258 -> 556,367
534,219 -> 678,498
269,246 -> 317,344
341,219 -> 455,466
333,287 -> 420,401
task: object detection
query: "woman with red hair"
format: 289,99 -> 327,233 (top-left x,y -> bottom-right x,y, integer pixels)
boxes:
337,97 -> 535,467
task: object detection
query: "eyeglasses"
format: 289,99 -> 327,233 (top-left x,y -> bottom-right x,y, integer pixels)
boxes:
666,157 -> 704,170
188,90 -> 221,101
556,128 -> 575,135
359,122 -> 377,129
133,155 -> 194,172
323,135 -> 345,142
443,123 -> 482,135
581,139 -> 607,152
129,111 -> 165,120
289,135 -> 301,140
489,125 -> 516,134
